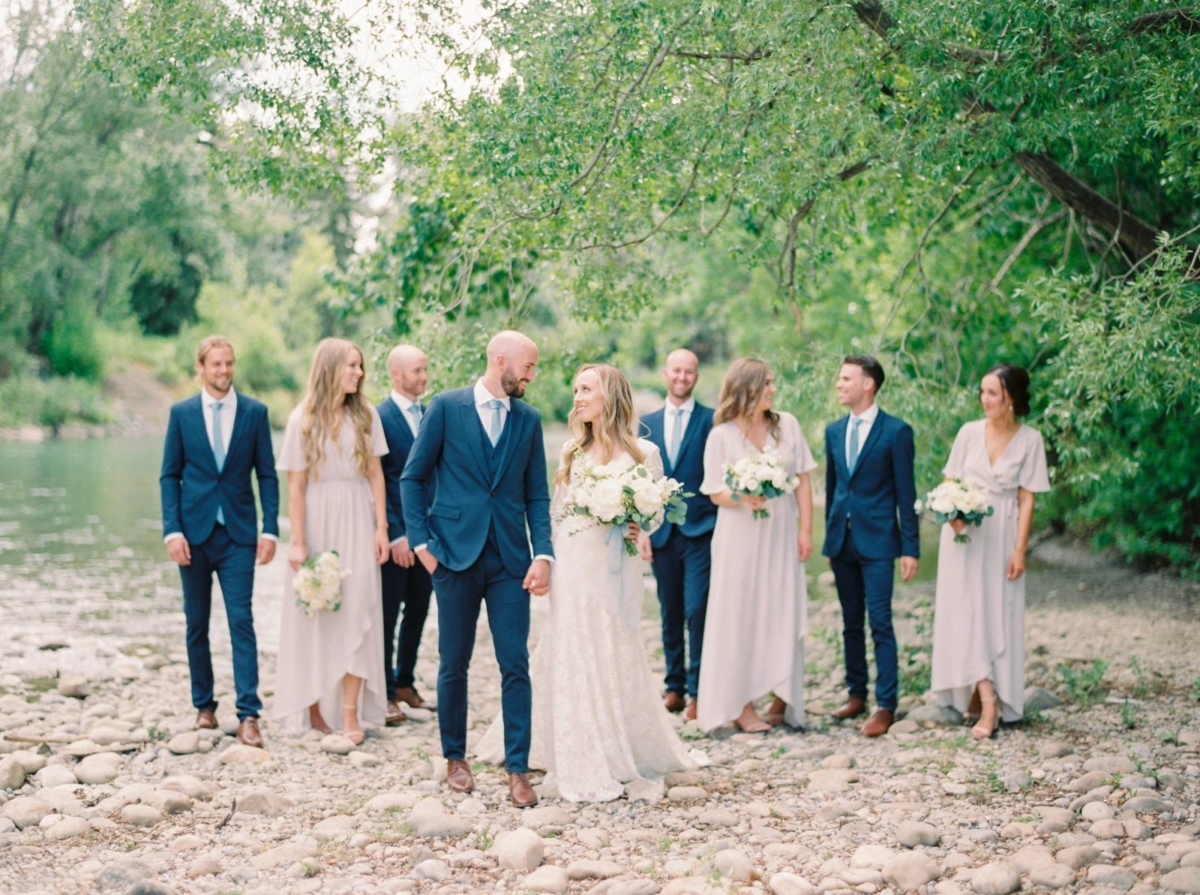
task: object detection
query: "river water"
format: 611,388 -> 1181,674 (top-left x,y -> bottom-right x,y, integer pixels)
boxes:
0,434 -> 946,681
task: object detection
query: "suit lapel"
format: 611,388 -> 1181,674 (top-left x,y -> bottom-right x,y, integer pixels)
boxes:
459,396 -> 491,481
382,398 -> 414,451
189,397 -> 219,474
849,410 -> 887,479
831,416 -> 850,479
674,403 -> 704,469
223,398 -> 248,468
492,402 -> 525,487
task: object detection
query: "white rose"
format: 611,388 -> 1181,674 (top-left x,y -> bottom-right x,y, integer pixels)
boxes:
590,479 -> 625,522
930,496 -> 956,515
743,477 -> 761,492
770,469 -> 789,489
633,487 -> 665,516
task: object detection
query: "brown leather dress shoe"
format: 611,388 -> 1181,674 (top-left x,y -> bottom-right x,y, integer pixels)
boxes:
396,687 -> 435,710
236,717 -> 264,748
663,691 -> 686,713
386,701 -> 407,726
195,709 -> 217,730
861,708 -> 894,738
509,772 -> 538,808
446,759 -> 475,793
831,696 -> 868,720
683,699 -> 697,722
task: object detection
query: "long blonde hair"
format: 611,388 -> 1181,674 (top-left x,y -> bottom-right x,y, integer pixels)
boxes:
555,364 -> 645,485
300,338 -> 373,479
713,357 -> 781,441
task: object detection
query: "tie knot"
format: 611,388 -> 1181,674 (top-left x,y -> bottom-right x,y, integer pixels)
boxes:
488,399 -> 503,410
852,417 -> 862,427
212,401 -> 223,411
409,403 -> 422,416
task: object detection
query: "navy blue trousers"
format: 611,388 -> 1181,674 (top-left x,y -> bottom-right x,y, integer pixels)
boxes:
433,541 -> 531,772
177,524 -> 261,720
381,557 -> 433,695
651,528 -> 712,698
829,524 -> 899,711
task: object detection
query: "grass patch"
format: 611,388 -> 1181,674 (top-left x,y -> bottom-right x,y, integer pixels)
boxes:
1057,659 -> 1109,705
24,674 -> 58,693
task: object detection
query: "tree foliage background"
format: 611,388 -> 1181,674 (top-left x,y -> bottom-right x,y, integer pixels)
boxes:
1,0 -> 1197,571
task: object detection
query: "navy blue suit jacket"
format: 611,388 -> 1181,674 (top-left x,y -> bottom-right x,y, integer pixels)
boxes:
400,387 -> 553,578
822,409 -> 920,560
640,402 -> 717,549
160,392 -> 279,548
377,397 -> 431,543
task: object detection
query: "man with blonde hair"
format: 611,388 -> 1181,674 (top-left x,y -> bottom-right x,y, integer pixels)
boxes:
160,335 -> 279,747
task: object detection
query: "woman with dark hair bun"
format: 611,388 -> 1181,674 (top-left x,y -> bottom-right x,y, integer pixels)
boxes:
929,364 -> 1049,739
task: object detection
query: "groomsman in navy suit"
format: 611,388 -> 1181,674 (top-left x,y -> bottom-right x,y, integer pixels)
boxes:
639,349 -> 717,722
401,331 -> 552,807
160,335 -> 279,747
822,355 -> 920,738
377,344 -> 435,725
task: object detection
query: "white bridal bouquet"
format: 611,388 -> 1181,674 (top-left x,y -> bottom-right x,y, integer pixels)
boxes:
922,479 -> 994,543
293,551 -> 351,616
566,454 -> 689,555
724,451 -> 800,519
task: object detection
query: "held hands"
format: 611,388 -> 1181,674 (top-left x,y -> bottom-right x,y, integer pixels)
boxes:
637,533 -> 653,562
1007,550 -> 1026,581
741,494 -> 767,512
288,541 -> 308,572
390,536 -> 416,568
166,537 -> 191,567
626,521 -> 641,541
374,528 -> 390,565
256,538 -> 276,565
796,532 -> 813,562
950,518 -> 968,536
899,556 -> 919,582
523,557 -> 551,597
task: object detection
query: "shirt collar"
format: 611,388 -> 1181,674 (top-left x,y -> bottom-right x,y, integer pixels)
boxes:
666,396 -> 696,415
474,379 -> 510,411
851,402 -> 879,425
201,387 -> 237,409
391,391 -> 419,412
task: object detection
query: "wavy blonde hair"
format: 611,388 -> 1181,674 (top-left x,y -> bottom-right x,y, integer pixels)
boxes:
555,364 -> 645,485
713,357 -> 781,441
300,338 -> 373,480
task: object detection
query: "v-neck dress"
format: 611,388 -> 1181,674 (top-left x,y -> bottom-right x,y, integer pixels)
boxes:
695,413 -> 817,731
930,419 -> 1050,721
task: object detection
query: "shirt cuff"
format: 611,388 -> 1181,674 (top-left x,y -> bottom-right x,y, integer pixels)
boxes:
260,533 -> 278,543
413,544 -> 429,553
164,533 -> 184,544
533,554 -> 554,564
390,536 -> 408,547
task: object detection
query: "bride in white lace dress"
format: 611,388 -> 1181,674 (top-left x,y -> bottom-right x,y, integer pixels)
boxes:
476,364 -> 694,802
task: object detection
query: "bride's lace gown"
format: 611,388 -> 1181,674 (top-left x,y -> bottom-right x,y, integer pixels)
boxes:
476,439 -> 694,801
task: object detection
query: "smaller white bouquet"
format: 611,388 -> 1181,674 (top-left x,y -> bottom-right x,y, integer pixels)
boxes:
724,451 -> 799,519
921,479 -> 994,543
293,551 -> 351,616
566,455 -> 689,555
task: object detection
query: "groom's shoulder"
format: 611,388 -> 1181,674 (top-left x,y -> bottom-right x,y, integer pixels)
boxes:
238,393 -> 267,415
168,393 -> 202,416
641,406 -> 664,425
824,414 -> 848,435
430,386 -> 473,407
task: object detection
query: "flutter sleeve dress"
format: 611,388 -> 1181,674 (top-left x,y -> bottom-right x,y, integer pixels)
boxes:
930,420 -> 1050,721
273,405 -> 389,731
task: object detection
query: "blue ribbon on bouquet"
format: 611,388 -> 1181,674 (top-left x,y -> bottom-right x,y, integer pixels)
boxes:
606,525 -> 639,633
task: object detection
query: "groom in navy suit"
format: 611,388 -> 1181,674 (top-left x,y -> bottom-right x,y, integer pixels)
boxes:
639,348 -> 716,721
401,331 -> 553,807
377,344 -> 435,725
160,335 -> 279,747
823,355 -> 919,738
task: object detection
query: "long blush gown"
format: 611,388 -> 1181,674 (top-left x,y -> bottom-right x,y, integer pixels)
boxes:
696,412 -> 817,731
273,406 -> 389,731
930,420 -> 1050,721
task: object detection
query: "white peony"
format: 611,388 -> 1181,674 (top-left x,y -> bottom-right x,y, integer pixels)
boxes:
589,479 -> 626,522
929,496 -> 956,515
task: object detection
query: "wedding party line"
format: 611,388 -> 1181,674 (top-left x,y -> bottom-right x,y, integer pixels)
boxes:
159,330 -> 1049,806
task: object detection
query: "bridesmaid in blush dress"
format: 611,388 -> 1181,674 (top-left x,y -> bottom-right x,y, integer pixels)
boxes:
274,338 -> 391,744
929,364 -> 1050,739
696,358 -> 816,733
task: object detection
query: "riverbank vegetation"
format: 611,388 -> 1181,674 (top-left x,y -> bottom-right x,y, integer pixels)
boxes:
1,1 -> 1197,573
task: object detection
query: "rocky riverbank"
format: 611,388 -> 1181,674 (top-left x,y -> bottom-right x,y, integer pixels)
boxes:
2,559 -> 1199,895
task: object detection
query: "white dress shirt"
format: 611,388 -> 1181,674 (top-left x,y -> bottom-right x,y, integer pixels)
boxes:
165,386 -> 275,543
390,390 -> 423,439
414,380 -> 551,564
663,395 -> 696,462
845,401 -> 880,468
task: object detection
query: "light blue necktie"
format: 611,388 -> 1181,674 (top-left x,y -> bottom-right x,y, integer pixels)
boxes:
408,403 -> 424,433
487,399 -> 504,446
212,401 -> 226,525
668,408 -> 684,467
848,417 -> 862,473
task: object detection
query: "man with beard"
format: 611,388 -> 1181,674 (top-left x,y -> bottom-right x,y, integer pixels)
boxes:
401,331 -> 553,807
638,349 -> 716,721
160,335 -> 279,747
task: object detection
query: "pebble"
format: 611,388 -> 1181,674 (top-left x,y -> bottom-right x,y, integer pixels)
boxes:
44,816 -> 89,841
566,860 -> 624,879
667,786 -> 706,801
896,820 -> 940,848
410,859 -> 451,881
1162,868 -> 1200,894
57,675 -> 91,698
166,731 -> 200,755
1087,865 -> 1139,890
3,796 -> 55,830
713,848 -> 754,880
37,765 -> 77,787
882,853 -> 940,891
238,789 -> 295,816
771,873 -> 818,895
120,805 -> 164,827
494,828 -> 544,871
219,744 -> 272,765
1057,845 -> 1102,869
408,798 -> 473,838
971,861 -> 1021,895
319,734 -> 356,755
74,752 -> 123,784
1029,864 -> 1076,888
522,865 -> 569,893
0,757 -> 25,790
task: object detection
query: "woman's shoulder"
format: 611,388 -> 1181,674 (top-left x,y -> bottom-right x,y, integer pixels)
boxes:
1018,423 -> 1045,446
958,418 -> 986,437
635,436 -> 659,455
